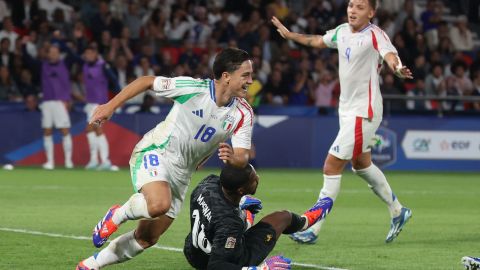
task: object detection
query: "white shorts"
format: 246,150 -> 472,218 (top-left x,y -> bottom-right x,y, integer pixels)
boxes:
84,103 -> 99,122
41,100 -> 71,129
328,116 -> 381,160
129,145 -> 192,219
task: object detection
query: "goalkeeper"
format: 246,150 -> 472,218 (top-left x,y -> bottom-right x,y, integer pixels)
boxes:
183,164 -> 333,270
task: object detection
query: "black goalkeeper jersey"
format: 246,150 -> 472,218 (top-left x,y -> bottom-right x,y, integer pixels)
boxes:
183,174 -> 250,270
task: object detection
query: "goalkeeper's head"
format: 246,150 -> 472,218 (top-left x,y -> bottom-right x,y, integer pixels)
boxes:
220,164 -> 258,196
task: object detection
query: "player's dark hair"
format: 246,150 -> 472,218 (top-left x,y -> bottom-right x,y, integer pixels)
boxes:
213,48 -> 250,80
220,164 -> 253,191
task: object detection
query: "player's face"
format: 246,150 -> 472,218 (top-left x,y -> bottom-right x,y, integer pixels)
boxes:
227,60 -> 253,98
347,0 -> 375,32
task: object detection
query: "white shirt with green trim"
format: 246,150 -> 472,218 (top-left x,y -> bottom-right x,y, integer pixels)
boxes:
138,76 -> 253,171
323,23 -> 397,119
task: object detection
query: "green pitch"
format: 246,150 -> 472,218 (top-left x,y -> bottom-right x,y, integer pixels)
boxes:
0,168 -> 478,270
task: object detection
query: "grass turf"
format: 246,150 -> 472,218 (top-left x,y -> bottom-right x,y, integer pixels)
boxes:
0,168 -> 478,270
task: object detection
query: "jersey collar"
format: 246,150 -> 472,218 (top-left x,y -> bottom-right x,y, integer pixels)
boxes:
209,79 -> 216,102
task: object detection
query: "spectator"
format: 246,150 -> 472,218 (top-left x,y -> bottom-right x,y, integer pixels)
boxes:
188,6 -> 213,48
263,69 -> 289,105
312,70 -> 337,113
289,69 -> 310,105
382,72 -> 405,112
178,39 -> 200,74
166,7 -> 192,45
449,15 -> 474,53
0,17 -> 19,52
111,54 -> 132,90
0,65 -> 21,101
425,62 -> 446,96
11,0 -> 40,28
123,2 -> 143,43
38,0 -> 74,22
407,77 -> 430,111
472,70 -> 480,111
212,9 -> 236,46
17,68 -> 39,97
445,61 -> 474,111
0,38 -> 14,71
24,93 -> 39,112
250,44 -> 271,84
0,0 -> 10,22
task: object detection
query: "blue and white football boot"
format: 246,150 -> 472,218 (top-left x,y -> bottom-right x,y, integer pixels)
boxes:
385,207 -> 412,243
462,256 -> 480,270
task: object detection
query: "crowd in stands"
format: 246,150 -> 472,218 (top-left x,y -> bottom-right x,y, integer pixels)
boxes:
0,0 -> 479,114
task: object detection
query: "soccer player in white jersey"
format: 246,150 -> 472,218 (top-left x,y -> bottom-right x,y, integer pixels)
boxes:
271,0 -> 413,244
76,48 -> 254,270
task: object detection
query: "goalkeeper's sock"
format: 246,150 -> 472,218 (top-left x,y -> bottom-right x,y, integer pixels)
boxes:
112,193 -> 152,225
353,163 -> 402,218
93,230 -> 144,267
283,212 -> 307,234
309,174 -> 341,234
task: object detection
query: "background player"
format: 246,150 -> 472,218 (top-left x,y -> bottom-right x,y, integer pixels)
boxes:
77,48 -> 255,269
82,46 -> 120,170
184,164 -> 333,270
271,0 -> 413,244
22,40 -> 74,170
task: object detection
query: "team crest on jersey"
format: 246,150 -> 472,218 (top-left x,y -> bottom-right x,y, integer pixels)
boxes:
149,169 -> 158,177
225,236 -> 236,249
222,115 -> 235,131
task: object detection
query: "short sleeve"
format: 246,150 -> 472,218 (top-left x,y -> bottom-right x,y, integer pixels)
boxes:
371,28 -> 397,59
152,76 -> 209,99
231,101 -> 253,150
322,24 -> 346,49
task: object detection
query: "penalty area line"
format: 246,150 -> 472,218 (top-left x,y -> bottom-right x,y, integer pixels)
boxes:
0,227 -> 349,270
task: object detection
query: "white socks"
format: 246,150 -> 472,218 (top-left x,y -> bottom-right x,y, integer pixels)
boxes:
63,134 -> 73,166
86,132 -> 98,165
112,193 -> 152,225
310,174 -> 342,235
354,164 -> 402,218
98,134 -> 110,164
43,135 -> 53,164
83,230 -> 144,269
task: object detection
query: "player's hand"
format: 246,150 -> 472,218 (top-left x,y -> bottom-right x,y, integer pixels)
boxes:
260,255 -> 292,270
394,65 -> 413,79
218,142 -> 233,163
239,195 -> 263,214
271,16 -> 291,40
89,103 -> 114,126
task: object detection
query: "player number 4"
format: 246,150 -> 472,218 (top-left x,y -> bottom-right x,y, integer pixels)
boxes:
194,124 -> 216,142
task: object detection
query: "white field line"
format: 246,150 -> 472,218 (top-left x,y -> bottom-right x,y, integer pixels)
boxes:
0,227 -> 350,270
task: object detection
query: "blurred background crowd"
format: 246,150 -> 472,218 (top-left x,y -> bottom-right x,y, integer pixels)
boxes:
0,0 -> 479,115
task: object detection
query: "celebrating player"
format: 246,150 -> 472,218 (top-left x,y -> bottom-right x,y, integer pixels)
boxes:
183,164 -> 333,270
271,0 -> 413,244
76,48 -> 255,269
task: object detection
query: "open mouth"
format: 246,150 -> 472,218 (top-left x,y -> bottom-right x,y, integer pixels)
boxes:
242,85 -> 248,91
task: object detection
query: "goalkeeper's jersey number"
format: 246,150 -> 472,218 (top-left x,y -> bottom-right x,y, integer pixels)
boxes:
191,209 -> 212,254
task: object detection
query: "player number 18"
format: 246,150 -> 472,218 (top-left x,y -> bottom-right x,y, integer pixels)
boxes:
194,124 -> 216,142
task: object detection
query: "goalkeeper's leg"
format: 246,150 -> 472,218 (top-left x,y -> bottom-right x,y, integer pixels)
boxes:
79,216 -> 174,269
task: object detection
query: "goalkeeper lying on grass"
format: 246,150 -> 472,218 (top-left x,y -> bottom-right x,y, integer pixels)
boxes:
183,164 -> 333,270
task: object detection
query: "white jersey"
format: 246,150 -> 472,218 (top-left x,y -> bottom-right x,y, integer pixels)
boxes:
323,23 -> 397,119
135,76 -> 253,172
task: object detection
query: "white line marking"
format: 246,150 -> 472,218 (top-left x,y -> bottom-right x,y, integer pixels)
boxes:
0,227 -> 349,270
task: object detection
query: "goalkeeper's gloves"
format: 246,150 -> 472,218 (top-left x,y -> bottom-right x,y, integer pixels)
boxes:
239,195 -> 263,214
243,255 -> 292,270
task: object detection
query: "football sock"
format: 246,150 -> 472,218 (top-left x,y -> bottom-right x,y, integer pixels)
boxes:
62,134 -> 72,164
283,212 -> 307,234
353,163 -> 402,218
98,134 -> 110,164
112,193 -> 152,225
86,132 -> 98,164
310,174 -> 341,235
93,230 -> 144,267
43,135 -> 54,164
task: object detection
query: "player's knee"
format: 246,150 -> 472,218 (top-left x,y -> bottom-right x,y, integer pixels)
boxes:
147,200 -> 170,218
261,210 -> 291,226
